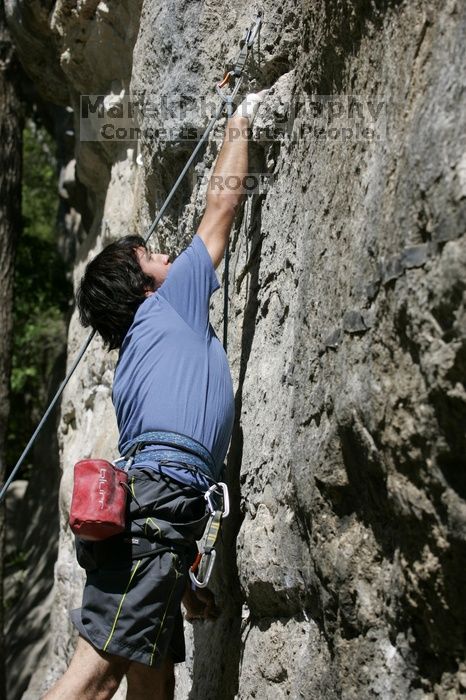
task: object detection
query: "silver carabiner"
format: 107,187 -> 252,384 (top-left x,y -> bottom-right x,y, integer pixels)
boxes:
189,550 -> 217,588
217,482 -> 230,517
204,482 -> 230,517
204,484 -> 218,514
246,12 -> 262,48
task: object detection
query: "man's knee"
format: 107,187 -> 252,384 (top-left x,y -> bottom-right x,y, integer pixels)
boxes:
88,674 -> 122,700
94,649 -> 129,697
43,637 -> 129,700
73,636 -> 129,696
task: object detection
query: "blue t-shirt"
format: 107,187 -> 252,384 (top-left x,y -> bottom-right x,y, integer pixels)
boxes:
112,234 -> 235,487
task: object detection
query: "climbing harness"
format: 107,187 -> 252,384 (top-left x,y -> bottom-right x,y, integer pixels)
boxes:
89,430 -> 230,588
118,429 -> 218,475
0,12 -> 263,505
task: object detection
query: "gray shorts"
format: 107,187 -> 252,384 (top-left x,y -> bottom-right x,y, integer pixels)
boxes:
71,467 -> 209,667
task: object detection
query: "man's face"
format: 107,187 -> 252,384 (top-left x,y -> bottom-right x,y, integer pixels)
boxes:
136,246 -> 172,294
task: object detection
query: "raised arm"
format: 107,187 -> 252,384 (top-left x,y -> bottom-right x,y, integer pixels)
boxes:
198,92 -> 266,269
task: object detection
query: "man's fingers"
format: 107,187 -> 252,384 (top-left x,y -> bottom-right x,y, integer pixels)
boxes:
185,586 -> 221,621
255,89 -> 268,101
204,602 -> 220,620
233,90 -> 268,124
194,587 -> 216,606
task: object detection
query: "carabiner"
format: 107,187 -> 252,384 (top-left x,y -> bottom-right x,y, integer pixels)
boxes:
217,71 -> 234,89
246,12 -> 262,48
218,482 -> 230,517
189,549 -> 217,588
204,482 -> 230,516
204,484 -> 218,514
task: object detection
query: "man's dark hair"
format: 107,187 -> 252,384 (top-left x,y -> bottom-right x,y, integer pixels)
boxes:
76,235 -> 155,350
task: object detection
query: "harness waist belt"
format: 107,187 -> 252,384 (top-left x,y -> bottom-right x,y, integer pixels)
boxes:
133,450 -> 213,478
119,431 -> 218,480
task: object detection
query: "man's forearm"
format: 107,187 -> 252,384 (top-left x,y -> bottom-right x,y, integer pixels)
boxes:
207,114 -> 249,212
198,92 -> 266,268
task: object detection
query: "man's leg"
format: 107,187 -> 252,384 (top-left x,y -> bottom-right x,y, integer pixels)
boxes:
43,635 -> 130,700
125,658 -> 175,700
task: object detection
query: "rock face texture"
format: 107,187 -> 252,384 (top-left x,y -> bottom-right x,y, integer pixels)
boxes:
5,0 -> 466,698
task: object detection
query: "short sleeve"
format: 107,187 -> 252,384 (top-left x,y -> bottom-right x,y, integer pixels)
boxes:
157,234 -> 220,334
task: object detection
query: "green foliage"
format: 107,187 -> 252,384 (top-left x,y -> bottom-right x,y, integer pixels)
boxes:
7,121 -> 72,471
4,547 -> 28,572
21,124 -> 57,241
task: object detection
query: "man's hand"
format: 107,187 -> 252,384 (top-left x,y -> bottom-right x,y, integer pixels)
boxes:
182,582 -> 220,622
198,90 -> 267,268
233,90 -> 268,123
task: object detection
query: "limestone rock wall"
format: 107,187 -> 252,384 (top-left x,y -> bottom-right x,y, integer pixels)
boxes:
6,0 -> 466,698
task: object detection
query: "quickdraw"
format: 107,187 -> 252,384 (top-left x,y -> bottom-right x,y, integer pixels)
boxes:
189,482 -> 230,588
216,11 -> 262,116
217,11 -> 262,90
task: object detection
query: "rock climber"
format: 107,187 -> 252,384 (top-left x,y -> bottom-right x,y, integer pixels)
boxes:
44,90 -> 266,700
